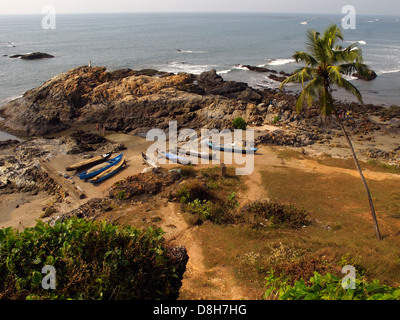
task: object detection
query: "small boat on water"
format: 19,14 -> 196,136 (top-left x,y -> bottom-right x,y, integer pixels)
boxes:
141,152 -> 159,168
203,139 -> 258,154
158,151 -> 192,165
78,153 -> 123,180
90,157 -> 126,184
66,152 -> 112,171
178,147 -> 214,160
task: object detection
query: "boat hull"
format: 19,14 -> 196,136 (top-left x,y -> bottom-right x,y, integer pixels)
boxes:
78,153 -> 123,180
66,153 -> 112,171
205,142 -> 257,154
142,152 -> 159,168
90,158 -> 126,184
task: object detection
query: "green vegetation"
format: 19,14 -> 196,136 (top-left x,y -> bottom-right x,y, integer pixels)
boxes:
265,271 -> 400,300
177,181 -> 239,224
272,116 -> 280,124
367,159 -> 400,174
242,200 -> 311,229
0,218 -> 182,300
232,117 -> 247,130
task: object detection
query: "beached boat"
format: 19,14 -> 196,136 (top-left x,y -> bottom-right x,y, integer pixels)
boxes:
90,157 -> 126,184
158,151 -> 192,165
141,152 -> 159,168
178,147 -> 214,160
66,152 -> 112,171
203,140 -> 258,154
77,153 -> 123,180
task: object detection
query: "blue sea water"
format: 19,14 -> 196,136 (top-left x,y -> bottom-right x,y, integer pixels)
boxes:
0,12 -> 399,140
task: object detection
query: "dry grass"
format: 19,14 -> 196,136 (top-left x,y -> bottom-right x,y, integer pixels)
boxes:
259,167 -> 400,286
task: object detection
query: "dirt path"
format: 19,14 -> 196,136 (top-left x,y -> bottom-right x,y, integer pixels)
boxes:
160,201 -> 247,300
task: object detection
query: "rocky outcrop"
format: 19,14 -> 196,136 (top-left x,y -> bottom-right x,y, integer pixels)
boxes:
0,66 -> 265,137
353,70 -> 377,81
0,132 -> 122,194
10,52 -> 54,60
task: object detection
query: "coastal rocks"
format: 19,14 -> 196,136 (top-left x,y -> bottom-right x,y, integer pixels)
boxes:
242,65 -> 276,73
197,69 -> 262,102
256,129 -> 318,148
61,131 -> 109,154
0,139 -> 19,150
0,66 -> 266,137
353,70 -> 377,81
9,52 -> 54,60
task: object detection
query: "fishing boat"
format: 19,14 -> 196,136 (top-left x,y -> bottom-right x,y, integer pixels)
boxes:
90,157 -> 126,184
178,147 -> 214,160
141,152 -> 159,168
77,153 -> 123,180
66,152 -> 112,171
158,151 -> 192,165
203,139 -> 257,154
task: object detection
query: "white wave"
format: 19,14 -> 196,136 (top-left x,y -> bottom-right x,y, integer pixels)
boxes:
377,68 -> 400,75
342,74 -> 358,81
345,40 -> 366,45
265,58 -> 295,66
0,42 -> 15,48
176,49 -> 193,53
0,94 -> 23,108
160,62 -> 215,75
216,69 -> 231,75
232,64 -> 249,70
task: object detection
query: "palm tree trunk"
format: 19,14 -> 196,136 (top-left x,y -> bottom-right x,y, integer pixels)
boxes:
335,114 -> 382,240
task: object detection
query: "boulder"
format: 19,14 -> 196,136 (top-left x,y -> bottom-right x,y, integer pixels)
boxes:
10,52 -> 54,60
353,70 -> 377,81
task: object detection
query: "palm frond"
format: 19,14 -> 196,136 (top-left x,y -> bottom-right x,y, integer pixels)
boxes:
294,77 -> 323,113
336,78 -> 364,105
280,67 -> 315,89
292,51 -> 318,66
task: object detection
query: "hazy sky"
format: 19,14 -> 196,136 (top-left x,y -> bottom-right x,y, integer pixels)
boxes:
1,0 -> 400,15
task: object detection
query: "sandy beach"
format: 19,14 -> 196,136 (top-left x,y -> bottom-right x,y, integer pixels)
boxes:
1,117 -> 399,231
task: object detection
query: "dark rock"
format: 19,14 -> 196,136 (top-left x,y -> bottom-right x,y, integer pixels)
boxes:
243,65 -> 276,73
166,245 -> 189,300
10,52 -> 54,60
197,69 -> 224,87
0,139 -> 20,150
268,74 -> 288,82
353,70 -> 377,81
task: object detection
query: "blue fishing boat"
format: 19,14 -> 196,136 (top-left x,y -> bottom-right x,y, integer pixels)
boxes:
78,153 -> 123,180
90,157 -> 126,184
204,140 -> 258,154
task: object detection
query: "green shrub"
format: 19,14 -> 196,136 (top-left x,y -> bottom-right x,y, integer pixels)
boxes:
0,218 -> 183,300
176,181 -> 215,204
232,117 -> 247,130
116,190 -> 126,200
272,116 -> 280,124
264,271 -> 400,300
182,192 -> 239,225
243,200 -> 310,229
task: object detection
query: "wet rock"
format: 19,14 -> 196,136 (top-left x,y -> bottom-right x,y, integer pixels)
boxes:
10,52 -> 54,60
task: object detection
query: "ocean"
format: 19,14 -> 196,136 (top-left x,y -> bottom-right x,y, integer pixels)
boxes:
0,12 -> 399,141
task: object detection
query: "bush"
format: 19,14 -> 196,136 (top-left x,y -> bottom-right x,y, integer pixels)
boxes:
265,271 -> 400,300
242,200 -> 311,229
232,117 -> 247,130
0,218 -> 185,300
272,116 -> 280,124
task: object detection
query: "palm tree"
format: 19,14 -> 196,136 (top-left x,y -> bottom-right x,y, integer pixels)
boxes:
280,24 -> 382,240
